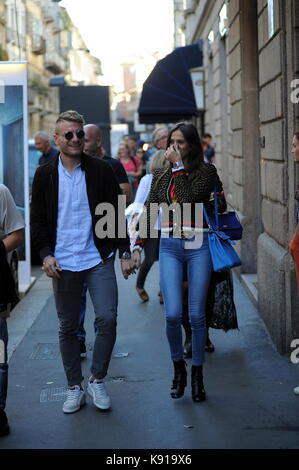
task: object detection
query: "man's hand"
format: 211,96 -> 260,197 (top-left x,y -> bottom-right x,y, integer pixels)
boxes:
132,249 -> 141,269
120,258 -> 136,279
42,256 -> 62,278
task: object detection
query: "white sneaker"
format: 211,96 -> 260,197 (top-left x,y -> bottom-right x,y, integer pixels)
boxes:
63,386 -> 85,414
294,386 -> 299,396
88,380 -> 111,410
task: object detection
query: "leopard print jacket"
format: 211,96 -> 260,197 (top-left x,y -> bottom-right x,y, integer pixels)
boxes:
147,164 -> 217,206
135,163 -> 218,241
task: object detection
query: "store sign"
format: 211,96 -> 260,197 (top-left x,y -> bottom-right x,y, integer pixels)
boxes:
0,62 -> 31,292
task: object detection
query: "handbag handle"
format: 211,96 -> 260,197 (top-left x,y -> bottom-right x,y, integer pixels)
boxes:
203,203 -> 214,230
212,187 -> 219,230
203,186 -> 219,231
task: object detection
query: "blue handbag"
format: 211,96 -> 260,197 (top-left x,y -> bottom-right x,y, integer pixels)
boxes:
203,204 -> 242,272
208,190 -> 243,240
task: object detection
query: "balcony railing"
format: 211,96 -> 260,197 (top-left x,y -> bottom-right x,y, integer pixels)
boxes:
31,35 -> 46,55
53,16 -> 63,33
42,6 -> 55,23
44,51 -> 66,74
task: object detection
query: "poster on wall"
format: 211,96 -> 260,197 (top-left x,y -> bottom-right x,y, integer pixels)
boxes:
0,62 -> 32,293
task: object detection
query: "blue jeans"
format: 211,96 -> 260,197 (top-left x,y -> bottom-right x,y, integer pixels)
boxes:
159,233 -> 212,366
0,317 -> 8,410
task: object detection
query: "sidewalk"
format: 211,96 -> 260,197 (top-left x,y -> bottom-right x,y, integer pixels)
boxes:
1,262 -> 299,449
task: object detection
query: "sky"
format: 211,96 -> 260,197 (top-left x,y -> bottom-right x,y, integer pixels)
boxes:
60,0 -> 174,88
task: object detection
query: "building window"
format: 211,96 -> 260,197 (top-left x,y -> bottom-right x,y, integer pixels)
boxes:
268,0 -> 274,38
219,3 -> 228,37
208,30 -> 214,43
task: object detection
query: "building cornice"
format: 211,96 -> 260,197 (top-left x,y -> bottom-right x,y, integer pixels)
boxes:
189,0 -> 218,42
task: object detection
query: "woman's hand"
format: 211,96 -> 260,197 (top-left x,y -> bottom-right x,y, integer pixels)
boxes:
164,144 -> 182,164
128,213 -> 140,238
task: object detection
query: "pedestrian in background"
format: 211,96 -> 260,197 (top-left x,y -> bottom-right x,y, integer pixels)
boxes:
33,131 -> 59,166
117,142 -> 141,196
133,123 -> 218,403
145,126 -> 168,173
135,147 -> 147,181
128,150 -> 169,302
31,110 -> 134,414
289,130 -> 299,396
202,133 -> 215,164
84,125 -> 132,204
0,184 -> 24,436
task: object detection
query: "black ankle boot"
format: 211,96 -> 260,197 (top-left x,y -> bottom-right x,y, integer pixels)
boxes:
171,360 -> 187,399
191,365 -> 206,402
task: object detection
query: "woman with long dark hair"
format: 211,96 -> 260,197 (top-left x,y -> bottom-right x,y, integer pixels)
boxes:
133,122 -> 218,402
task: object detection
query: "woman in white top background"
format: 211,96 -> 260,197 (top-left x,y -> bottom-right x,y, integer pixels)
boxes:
126,150 -> 168,302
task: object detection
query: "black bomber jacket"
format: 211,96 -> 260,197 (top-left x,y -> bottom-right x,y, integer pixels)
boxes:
30,153 -> 130,261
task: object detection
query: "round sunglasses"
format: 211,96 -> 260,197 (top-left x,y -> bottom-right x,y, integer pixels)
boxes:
56,130 -> 85,141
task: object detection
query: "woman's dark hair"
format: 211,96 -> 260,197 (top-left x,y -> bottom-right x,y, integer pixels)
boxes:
154,123 -> 207,189
294,130 -> 299,141
167,122 -> 205,177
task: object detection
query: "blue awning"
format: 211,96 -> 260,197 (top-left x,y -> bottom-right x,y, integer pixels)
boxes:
138,42 -> 203,124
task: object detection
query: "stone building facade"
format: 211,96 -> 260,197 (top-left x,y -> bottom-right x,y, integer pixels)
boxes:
0,0 -> 101,137
176,0 -> 299,353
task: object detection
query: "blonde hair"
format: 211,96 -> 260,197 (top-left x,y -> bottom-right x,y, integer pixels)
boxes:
150,149 -> 169,173
55,110 -> 85,132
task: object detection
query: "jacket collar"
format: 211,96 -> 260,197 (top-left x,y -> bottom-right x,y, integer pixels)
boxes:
50,152 -> 91,171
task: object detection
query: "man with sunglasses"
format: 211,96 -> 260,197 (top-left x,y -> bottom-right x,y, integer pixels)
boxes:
76,123 -> 132,358
31,110 -> 134,414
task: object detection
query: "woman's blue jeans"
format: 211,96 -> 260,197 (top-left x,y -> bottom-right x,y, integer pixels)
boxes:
159,233 -> 212,366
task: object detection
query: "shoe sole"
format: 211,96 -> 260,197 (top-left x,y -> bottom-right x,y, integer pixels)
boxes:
63,396 -> 86,414
87,388 -> 110,410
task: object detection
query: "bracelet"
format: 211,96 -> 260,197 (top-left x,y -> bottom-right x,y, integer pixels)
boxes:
172,161 -> 183,168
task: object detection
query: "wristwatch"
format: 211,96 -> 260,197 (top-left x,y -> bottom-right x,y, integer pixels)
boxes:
121,251 -> 131,260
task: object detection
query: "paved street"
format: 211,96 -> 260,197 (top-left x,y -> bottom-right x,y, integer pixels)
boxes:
1,262 -> 299,450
